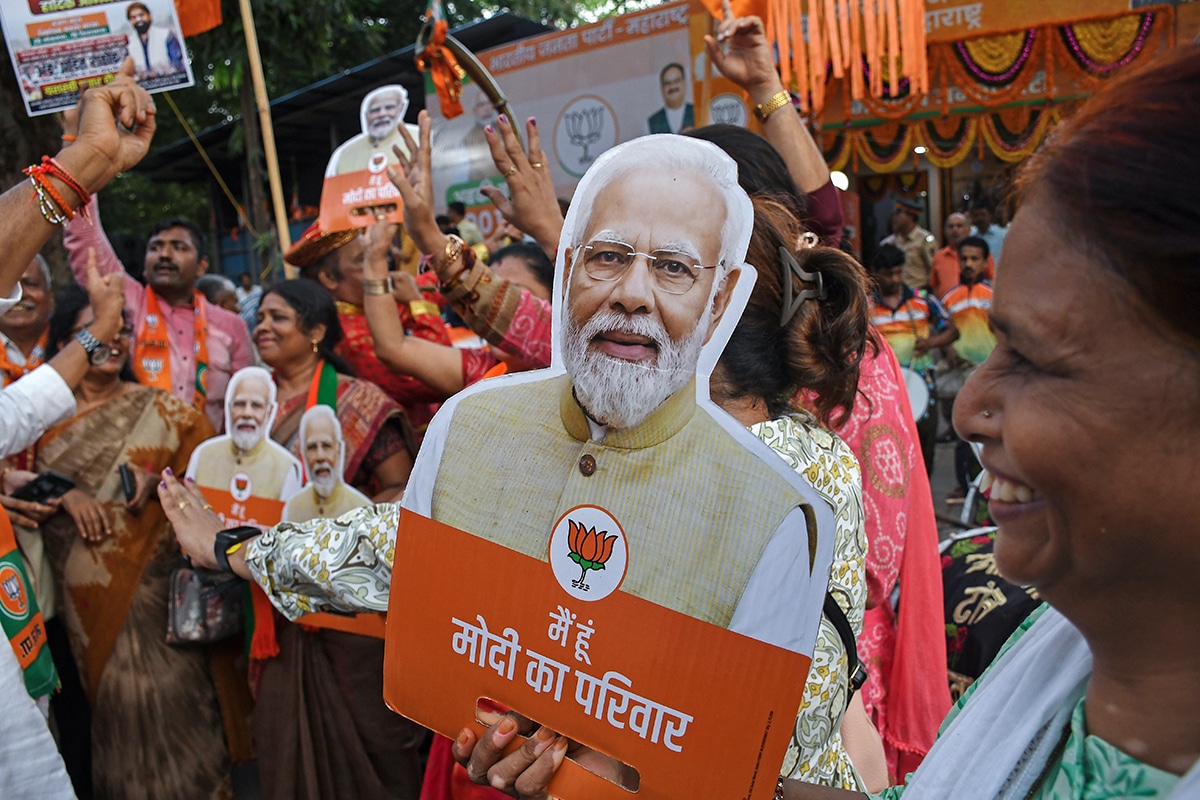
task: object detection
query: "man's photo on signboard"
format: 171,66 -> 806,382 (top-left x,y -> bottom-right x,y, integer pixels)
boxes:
646,62 -> 694,134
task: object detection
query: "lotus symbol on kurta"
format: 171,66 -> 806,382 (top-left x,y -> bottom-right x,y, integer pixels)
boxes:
566,519 -> 617,590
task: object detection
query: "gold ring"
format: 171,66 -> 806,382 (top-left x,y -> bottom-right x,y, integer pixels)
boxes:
202,504 -> 214,512
505,165 -> 518,177
375,213 -> 387,222
529,162 -> 544,169
177,501 -> 190,510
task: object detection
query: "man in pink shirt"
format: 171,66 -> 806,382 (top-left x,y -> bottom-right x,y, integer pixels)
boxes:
65,203 -> 253,431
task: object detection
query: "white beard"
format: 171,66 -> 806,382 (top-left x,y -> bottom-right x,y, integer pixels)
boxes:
562,308 -> 709,430
310,469 -> 338,500
231,422 -> 262,452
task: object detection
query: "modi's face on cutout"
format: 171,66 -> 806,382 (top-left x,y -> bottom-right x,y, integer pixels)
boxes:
562,168 -> 735,428
302,413 -> 342,499
366,91 -> 402,140
230,376 -> 272,451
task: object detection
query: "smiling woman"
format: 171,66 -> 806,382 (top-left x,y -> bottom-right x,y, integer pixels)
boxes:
34,286 -> 225,799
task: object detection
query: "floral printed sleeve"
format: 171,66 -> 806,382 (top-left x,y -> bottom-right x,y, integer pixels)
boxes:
242,503 -> 399,620
752,413 -> 868,790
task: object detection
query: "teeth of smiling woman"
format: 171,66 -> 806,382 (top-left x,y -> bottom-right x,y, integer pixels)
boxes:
985,473 -> 1040,504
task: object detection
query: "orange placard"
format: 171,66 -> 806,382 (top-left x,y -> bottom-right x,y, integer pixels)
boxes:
384,511 -> 808,800
197,488 -> 284,531
318,171 -> 405,233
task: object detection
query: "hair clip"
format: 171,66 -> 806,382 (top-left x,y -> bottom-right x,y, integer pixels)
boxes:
779,245 -> 825,326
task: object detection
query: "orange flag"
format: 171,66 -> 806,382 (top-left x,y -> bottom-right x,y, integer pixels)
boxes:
176,0 -> 223,37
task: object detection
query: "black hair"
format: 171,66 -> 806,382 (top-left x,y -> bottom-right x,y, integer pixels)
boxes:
969,197 -> 995,213
435,214 -> 451,226
261,279 -> 356,377
447,202 -> 466,217
45,285 -> 136,382
149,217 -> 208,261
660,62 -> 685,82
714,198 -> 871,427
683,124 -> 807,223
957,236 -> 990,260
870,243 -> 907,272
1016,45 -> 1200,346
489,241 -> 554,294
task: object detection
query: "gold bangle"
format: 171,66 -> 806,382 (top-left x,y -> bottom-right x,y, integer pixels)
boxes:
434,235 -> 465,278
362,277 -> 393,296
754,90 -> 792,122
408,300 -> 440,318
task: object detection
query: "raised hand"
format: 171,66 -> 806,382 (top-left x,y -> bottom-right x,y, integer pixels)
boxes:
479,116 -> 563,257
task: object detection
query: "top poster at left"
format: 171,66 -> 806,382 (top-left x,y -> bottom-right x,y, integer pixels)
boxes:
2,0 -> 195,117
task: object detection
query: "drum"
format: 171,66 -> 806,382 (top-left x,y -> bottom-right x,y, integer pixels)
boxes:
900,367 -> 929,420
901,367 -> 939,474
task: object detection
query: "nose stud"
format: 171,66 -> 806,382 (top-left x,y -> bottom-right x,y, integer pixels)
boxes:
981,409 -> 992,418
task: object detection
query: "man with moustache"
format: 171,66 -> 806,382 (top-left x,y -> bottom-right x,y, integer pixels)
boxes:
281,406 -> 369,522
647,63 -> 695,134
65,210 -> 254,432
394,136 -> 826,646
186,367 -> 303,503
929,212 -> 994,298
0,257 -> 53,392
329,85 -> 420,176
124,2 -> 184,77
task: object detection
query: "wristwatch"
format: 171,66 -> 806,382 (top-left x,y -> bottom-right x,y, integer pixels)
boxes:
754,90 -> 792,122
75,327 -> 112,366
214,525 -> 260,573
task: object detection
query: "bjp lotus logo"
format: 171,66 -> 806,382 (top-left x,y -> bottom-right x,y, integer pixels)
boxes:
549,505 -> 627,602
230,471 -> 252,502
0,565 -> 28,619
566,520 -> 617,591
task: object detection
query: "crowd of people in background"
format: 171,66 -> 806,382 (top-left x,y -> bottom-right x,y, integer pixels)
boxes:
1,8 -> 1198,800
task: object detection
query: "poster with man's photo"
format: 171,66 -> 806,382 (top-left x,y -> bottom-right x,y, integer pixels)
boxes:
1,0 -> 195,117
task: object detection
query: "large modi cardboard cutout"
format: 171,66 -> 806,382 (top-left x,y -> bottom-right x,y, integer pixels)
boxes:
384,135 -> 837,800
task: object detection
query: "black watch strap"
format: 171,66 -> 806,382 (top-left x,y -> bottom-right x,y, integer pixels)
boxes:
214,526 -> 260,573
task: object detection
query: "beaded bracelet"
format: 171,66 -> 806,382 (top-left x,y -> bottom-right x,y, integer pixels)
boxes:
22,155 -> 91,225
27,175 -> 71,224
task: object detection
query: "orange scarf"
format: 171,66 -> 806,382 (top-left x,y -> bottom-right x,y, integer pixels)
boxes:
0,331 -> 47,470
0,331 -> 47,385
132,290 -> 210,412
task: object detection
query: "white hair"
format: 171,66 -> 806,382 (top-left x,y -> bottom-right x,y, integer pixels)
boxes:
299,405 -> 345,497
30,255 -> 51,290
359,84 -> 409,137
223,366 -> 278,445
559,134 -> 753,279
227,366 -> 276,405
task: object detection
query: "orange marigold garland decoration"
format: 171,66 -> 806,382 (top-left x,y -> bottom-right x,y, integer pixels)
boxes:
709,0 -> 926,115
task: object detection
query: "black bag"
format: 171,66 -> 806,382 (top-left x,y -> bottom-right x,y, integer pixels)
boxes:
165,564 -> 245,644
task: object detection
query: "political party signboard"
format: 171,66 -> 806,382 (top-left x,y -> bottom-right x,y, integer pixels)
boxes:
2,0 -> 195,116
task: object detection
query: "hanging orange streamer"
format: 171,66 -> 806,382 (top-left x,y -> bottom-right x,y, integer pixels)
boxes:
722,0 -> 926,115
414,19 -> 467,118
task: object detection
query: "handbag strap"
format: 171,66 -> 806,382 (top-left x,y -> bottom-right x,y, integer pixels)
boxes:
824,591 -> 868,706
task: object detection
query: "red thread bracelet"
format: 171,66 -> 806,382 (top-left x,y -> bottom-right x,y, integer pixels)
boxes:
41,156 -> 91,207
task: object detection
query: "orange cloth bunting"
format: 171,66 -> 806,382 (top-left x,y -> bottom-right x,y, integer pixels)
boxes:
415,19 -> 467,119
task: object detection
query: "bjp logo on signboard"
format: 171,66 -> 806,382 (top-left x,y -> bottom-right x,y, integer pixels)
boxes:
549,504 -> 628,601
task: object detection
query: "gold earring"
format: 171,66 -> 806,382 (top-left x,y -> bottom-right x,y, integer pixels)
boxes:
312,339 -> 319,354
